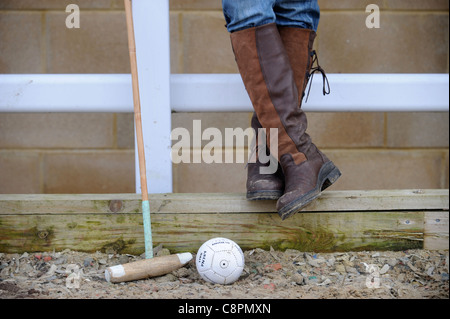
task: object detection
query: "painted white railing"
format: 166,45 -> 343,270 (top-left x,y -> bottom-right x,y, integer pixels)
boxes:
0,0 -> 449,194
1,73 -> 448,113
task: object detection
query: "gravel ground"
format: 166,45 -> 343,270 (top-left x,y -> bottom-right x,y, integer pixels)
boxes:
0,247 -> 448,300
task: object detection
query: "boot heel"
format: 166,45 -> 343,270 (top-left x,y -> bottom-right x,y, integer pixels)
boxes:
321,164 -> 341,191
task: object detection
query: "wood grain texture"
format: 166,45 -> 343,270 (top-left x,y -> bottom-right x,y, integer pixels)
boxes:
0,190 -> 448,253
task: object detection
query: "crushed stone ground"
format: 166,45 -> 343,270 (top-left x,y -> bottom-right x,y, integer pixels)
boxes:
0,247 -> 448,299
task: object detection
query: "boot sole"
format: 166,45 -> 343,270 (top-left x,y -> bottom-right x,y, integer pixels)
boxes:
278,161 -> 341,220
247,190 -> 283,201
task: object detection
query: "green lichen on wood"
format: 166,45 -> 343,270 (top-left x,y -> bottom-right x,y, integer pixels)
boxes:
0,223 -> 56,252
100,238 -> 138,254
0,191 -> 447,254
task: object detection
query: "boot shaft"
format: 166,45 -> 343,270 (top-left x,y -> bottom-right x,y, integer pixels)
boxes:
278,27 -> 317,105
230,23 -> 309,164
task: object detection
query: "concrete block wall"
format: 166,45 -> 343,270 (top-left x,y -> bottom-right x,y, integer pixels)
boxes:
0,0 -> 448,194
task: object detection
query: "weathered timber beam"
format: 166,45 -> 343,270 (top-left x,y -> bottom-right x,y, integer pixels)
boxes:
1,189 -> 448,215
0,190 -> 448,254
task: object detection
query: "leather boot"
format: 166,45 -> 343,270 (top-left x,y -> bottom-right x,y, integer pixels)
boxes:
278,26 -> 317,104
245,27 -> 322,201
246,113 -> 284,200
230,23 -> 341,220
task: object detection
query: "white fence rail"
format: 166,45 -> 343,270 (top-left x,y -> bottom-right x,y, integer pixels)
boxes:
0,73 -> 448,113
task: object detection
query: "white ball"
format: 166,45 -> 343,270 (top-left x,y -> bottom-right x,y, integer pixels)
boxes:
196,237 -> 245,285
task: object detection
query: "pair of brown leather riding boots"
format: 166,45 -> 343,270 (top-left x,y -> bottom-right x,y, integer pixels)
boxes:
230,23 -> 341,220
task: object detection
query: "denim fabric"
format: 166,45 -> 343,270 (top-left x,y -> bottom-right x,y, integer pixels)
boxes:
222,0 -> 320,33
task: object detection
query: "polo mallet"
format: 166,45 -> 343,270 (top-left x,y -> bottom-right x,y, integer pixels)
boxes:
124,0 -> 153,259
105,2 -> 194,282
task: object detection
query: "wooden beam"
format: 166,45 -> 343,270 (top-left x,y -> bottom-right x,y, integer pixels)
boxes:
0,190 -> 448,254
424,211 -> 449,250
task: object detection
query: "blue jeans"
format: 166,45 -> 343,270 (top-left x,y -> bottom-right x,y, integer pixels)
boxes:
222,0 -> 320,33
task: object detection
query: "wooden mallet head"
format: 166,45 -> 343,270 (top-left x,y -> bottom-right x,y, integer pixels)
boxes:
105,253 -> 193,283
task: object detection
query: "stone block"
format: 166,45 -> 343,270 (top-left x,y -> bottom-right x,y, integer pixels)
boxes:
46,11 -> 129,73
387,112 -> 449,148
181,12 -> 237,73
318,0 -> 449,10
307,112 -> 385,148
0,151 -> 41,193
0,113 -> 115,149
318,12 -> 448,73
172,149 -> 247,193
0,12 -> 43,73
327,149 -> 447,190
171,112 -> 253,148
43,151 -> 135,193
0,0 -> 111,10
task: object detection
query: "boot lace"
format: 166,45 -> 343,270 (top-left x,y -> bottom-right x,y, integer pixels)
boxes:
305,50 -> 330,103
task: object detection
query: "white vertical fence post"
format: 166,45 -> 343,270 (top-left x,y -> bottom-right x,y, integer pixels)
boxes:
132,0 -> 172,193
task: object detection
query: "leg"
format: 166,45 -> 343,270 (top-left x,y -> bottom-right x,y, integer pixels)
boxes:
246,113 -> 285,200
223,0 -> 285,200
230,22 -> 340,219
222,0 -> 276,33
274,0 -> 321,100
274,0 -> 320,31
